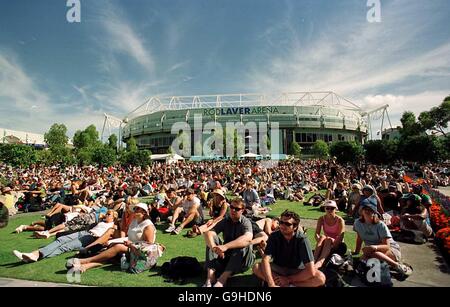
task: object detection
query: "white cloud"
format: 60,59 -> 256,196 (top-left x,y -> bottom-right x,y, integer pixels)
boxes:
361,91 -> 449,127
99,4 -> 154,73
247,1 -> 450,98
0,52 -> 106,137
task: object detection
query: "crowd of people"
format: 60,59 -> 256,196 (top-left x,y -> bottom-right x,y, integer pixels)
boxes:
1,158 -> 448,286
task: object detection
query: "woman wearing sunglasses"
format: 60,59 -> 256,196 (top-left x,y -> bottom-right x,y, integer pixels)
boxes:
313,200 -> 346,269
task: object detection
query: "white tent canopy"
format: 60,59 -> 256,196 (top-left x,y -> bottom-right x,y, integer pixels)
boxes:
239,152 -> 262,159
150,153 -> 185,164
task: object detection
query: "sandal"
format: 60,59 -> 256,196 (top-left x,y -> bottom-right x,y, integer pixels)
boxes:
187,230 -> 199,238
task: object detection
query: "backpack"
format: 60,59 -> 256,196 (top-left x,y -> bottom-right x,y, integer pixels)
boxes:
160,256 -> 203,283
355,259 -> 393,287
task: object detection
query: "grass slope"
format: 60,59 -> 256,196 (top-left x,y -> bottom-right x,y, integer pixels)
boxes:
0,196 -> 356,287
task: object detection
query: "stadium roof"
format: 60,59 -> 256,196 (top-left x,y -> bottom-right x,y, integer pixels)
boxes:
124,91 -> 363,121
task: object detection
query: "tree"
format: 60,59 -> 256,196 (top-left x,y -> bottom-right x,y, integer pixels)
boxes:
329,141 -> 364,164
126,137 -> 138,152
120,150 -> 152,167
418,100 -> 450,136
44,123 -> 69,159
0,144 -> 36,167
92,145 -> 117,166
108,134 -> 118,151
73,125 -> 101,149
289,141 -> 302,158
364,140 -> 398,164
399,111 -> 423,138
44,124 -> 68,149
398,135 -> 444,163
312,140 -> 329,159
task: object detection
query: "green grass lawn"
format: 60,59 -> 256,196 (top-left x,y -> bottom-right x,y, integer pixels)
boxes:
0,196 -> 357,287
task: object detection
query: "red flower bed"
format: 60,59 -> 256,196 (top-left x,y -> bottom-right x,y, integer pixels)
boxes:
404,175 -> 450,256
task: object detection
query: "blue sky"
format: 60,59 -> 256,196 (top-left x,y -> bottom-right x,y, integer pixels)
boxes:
0,0 -> 449,139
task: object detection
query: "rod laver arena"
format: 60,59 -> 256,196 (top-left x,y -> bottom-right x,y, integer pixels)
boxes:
118,92 -> 389,156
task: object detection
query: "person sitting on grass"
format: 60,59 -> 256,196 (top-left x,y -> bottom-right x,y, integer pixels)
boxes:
203,199 -> 255,287
351,185 -> 384,218
326,182 -> 348,212
252,210 -> 326,287
13,210 -> 118,263
66,203 -> 157,273
353,198 -> 413,279
400,194 -> 433,238
187,189 -> 228,238
165,188 -> 203,235
0,195 -> 9,229
313,200 -> 346,269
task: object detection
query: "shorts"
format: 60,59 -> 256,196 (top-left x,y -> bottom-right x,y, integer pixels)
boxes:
270,263 -> 302,276
389,241 -> 402,262
250,220 -> 263,237
184,214 -> 204,228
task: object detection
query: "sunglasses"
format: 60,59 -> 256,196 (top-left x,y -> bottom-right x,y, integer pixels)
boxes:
230,206 -> 244,212
279,221 -> 296,227
325,207 -> 335,211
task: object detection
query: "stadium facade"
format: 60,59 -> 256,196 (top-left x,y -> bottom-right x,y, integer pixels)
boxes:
121,92 -> 369,156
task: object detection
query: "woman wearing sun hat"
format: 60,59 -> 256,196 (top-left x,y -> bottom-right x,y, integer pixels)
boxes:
313,200 -> 346,269
353,198 -> 412,278
188,189 -> 229,238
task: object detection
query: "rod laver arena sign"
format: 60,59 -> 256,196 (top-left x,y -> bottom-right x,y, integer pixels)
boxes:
202,106 -> 280,116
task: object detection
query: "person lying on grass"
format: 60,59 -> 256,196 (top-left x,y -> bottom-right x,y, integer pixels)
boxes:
13,210 -> 118,262
66,203 -> 158,273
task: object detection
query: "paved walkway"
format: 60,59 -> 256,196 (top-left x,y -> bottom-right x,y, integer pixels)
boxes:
0,277 -> 87,287
301,218 -> 450,287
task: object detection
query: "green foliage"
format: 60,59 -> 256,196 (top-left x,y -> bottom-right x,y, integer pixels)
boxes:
92,145 -> 117,166
44,123 -> 69,161
73,125 -> 101,149
0,144 -> 36,167
108,134 -> 118,151
400,111 -> 423,138
289,141 -> 302,158
120,149 -> 152,167
329,141 -> 364,164
364,140 -> 399,164
398,135 -> 444,163
35,149 -> 55,166
312,140 -> 329,158
418,100 -> 450,136
44,124 -> 68,149
126,137 -> 138,152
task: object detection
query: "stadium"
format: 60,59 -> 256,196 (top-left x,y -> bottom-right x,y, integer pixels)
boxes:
117,92 -> 389,157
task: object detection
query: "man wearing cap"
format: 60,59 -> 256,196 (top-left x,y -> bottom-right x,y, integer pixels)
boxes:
203,199 -> 254,287
165,188 -> 203,235
0,195 -> 9,229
